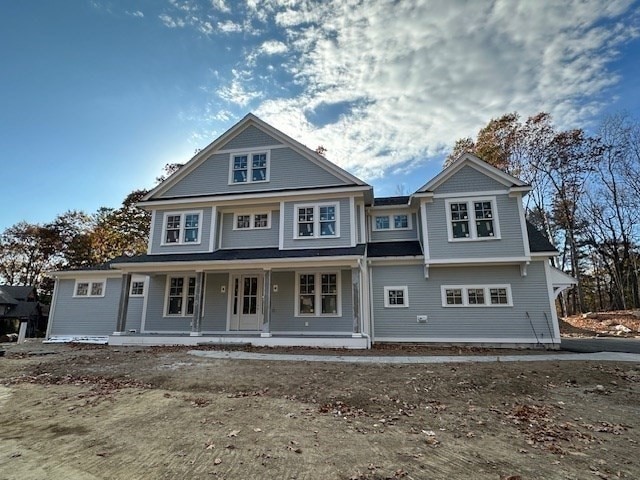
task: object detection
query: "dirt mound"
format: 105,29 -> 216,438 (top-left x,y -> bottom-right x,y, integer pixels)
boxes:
561,310 -> 640,337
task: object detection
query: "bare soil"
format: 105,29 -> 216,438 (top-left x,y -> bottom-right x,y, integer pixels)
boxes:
561,311 -> 640,338
1,342 -> 639,480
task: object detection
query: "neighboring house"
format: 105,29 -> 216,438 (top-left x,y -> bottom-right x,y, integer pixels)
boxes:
46,113 -> 576,348
0,285 -> 48,337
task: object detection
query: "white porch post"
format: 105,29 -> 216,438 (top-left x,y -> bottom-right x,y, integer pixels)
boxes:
352,267 -> 361,335
190,271 -> 205,336
261,269 -> 272,337
114,273 -> 132,335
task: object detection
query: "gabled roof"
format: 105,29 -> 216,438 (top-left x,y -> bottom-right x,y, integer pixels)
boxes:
416,153 -> 529,193
0,285 -> 35,302
526,221 -> 558,253
0,289 -> 18,305
144,113 -> 368,201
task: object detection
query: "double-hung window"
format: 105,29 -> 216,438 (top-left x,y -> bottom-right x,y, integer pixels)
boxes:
384,286 -> 409,308
166,276 -> 197,316
446,198 -> 499,241
130,279 -> 145,297
74,280 -> 105,298
295,203 -> 339,239
233,212 -> 271,230
296,272 -> 341,316
230,151 -> 270,184
163,211 -> 202,245
373,212 -> 411,231
441,285 -> 512,307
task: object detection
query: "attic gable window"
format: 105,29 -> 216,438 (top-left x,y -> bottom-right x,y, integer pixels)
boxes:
446,197 -> 500,241
229,151 -> 270,184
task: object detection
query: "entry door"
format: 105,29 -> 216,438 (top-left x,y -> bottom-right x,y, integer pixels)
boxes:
230,274 -> 263,330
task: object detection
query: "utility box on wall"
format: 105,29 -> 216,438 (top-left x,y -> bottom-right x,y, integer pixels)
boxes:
417,315 -> 428,323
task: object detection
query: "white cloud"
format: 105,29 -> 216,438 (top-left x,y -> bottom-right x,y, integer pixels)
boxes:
159,13 -> 185,28
211,0 -> 230,13
238,0 -> 640,180
126,10 -> 144,18
217,20 -> 242,33
217,69 -> 263,106
259,39 -> 288,55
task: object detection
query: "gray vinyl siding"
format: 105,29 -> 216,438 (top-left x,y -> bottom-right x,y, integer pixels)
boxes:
149,208 -> 213,254
356,205 -> 363,243
143,275 -> 191,332
49,278 -> 120,336
202,273 -> 228,331
426,194 -> 525,259
370,213 -> 418,242
270,270 -> 353,333
434,165 -> 507,194
159,146 -> 349,198
125,296 -> 144,333
220,211 -> 279,249
282,197 -> 352,249
218,125 -> 281,150
371,261 -> 554,341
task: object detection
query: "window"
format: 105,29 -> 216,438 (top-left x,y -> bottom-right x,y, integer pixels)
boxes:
296,272 -> 341,316
446,198 -> 499,241
229,151 -> 270,184
295,203 -> 339,239
373,212 -> 411,231
163,211 -> 202,245
384,286 -> 409,308
74,280 -> 105,298
233,212 -> 271,230
130,280 -> 145,296
165,276 -> 197,316
441,285 -> 512,307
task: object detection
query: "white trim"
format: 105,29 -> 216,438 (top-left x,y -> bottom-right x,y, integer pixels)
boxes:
440,284 -> 513,307
217,210 -> 223,251
293,201 -> 341,240
544,261 -> 562,340
373,337 -> 557,345
45,278 -> 60,338
383,286 -> 409,308
278,201 -> 285,249
294,271 -> 342,317
420,200 -> 430,260
147,210 -> 156,254
209,206 -> 217,252
228,149 -> 271,185
129,276 -> 146,297
217,144 -> 285,155
232,211 -> 272,230
531,251 -> 559,257
163,275 -> 197,317
426,256 -> 529,265
445,196 -> 501,242
139,186 -> 371,208
160,210 -> 204,246
371,211 -> 412,232
516,196 -> 531,256
358,202 -> 366,243
73,279 -> 106,298
349,197 -> 356,247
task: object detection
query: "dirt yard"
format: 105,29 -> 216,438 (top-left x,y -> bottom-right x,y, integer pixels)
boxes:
1,342 -> 639,480
561,311 -> 640,338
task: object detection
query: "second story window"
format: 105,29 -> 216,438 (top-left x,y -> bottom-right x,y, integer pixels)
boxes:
163,211 -> 202,245
234,212 -> 271,230
446,197 -> 500,241
230,151 -> 270,184
295,203 -> 339,239
373,212 -> 411,231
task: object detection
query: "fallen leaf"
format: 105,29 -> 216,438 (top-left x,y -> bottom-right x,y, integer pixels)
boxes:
214,458 -> 222,465
227,430 -> 240,437
253,428 -> 262,432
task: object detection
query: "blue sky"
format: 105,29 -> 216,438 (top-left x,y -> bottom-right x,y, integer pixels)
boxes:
1,0 -> 639,231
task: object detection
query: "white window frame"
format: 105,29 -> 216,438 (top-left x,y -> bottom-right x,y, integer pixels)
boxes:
294,271 -> 342,317
161,210 -> 203,246
372,212 -> 412,231
384,286 -> 409,308
441,284 -> 513,307
228,149 -> 271,184
293,202 -> 340,239
73,279 -> 106,298
232,212 -> 272,230
445,197 -> 501,242
163,276 -> 197,317
129,277 -> 146,297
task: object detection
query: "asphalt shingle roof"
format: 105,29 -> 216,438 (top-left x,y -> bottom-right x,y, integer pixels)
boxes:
373,196 -> 410,206
526,221 -> 558,253
367,241 -> 423,258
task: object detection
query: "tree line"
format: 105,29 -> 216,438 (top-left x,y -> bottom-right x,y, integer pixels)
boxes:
2,113 -> 639,315
447,112 -> 640,315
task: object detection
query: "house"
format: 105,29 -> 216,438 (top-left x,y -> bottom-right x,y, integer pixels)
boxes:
46,113 -> 575,349
0,285 -> 48,338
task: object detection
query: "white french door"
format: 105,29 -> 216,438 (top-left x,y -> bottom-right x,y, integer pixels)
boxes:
229,274 -> 263,331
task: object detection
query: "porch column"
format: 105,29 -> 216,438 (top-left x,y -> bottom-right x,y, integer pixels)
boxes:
261,269 -> 272,337
352,267 -> 361,335
114,273 -> 132,335
191,271 -> 205,336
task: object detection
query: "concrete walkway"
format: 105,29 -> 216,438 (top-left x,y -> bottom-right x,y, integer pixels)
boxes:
189,350 -> 640,364
561,337 -> 640,354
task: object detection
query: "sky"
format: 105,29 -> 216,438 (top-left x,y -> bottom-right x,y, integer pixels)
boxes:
1,0 -> 639,231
